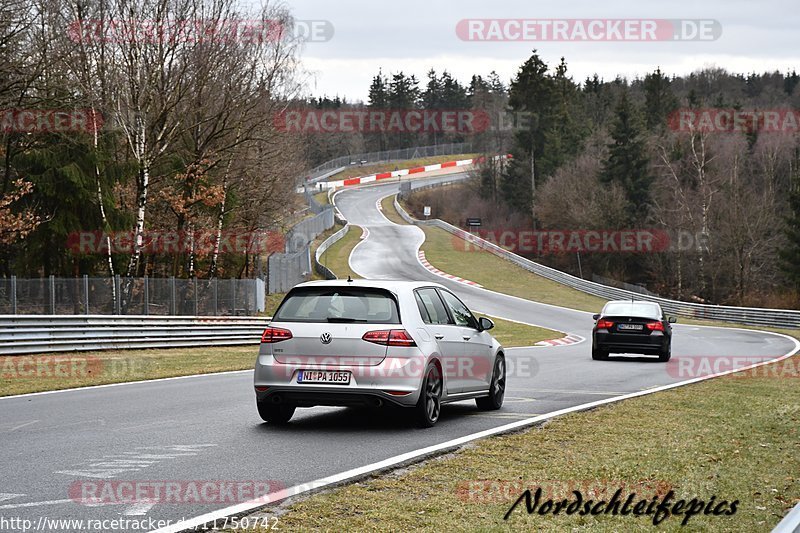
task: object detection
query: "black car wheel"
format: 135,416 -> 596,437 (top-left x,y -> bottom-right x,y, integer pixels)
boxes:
591,345 -> 609,360
257,401 -> 296,424
415,363 -> 442,428
476,355 -> 505,410
658,345 -> 671,362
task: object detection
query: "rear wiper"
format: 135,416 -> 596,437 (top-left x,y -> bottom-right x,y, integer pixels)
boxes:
325,317 -> 367,323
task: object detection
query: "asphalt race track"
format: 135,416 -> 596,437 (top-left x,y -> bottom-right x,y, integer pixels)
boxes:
1,174 -> 796,531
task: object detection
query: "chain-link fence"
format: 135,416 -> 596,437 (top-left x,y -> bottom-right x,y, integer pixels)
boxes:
266,207 -> 336,293
0,276 -> 265,316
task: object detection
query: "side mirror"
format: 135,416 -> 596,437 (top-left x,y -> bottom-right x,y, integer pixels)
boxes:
668,317 -> 677,323
592,314 -> 600,320
479,316 -> 495,331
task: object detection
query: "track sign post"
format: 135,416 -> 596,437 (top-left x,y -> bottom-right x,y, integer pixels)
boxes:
424,206 -> 431,219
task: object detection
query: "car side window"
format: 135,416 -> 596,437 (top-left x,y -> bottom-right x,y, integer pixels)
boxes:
415,288 -> 452,325
438,289 -> 478,329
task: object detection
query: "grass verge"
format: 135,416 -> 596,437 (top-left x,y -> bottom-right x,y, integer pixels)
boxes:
245,366 -> 799,532
481,316 -> 559,347
317,225 -> 363,280
328,154 -> 479,181
313,190 -> 330,205
0,346 -> 257,397
386,194 -> 606,313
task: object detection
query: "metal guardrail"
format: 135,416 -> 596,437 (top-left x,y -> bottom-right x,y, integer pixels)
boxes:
303,142 -> 474,184
314,225 -> 351,280
394,196 -> 800,329
0,315 -> 271,355
772,501 -> 800,533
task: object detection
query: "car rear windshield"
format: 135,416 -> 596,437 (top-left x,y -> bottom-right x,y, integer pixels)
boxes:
272,287 -> 401,324
603,302 -> 661,319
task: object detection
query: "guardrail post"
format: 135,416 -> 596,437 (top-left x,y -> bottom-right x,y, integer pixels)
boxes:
252,278 -> 258,314
170,277 -> 176,315
83,275 -> 89,315
213,278 -> 218,316
114,275 -> 121,314
143,276 -> 149,316
193,277 -> 198,316
11,275 -> 17,314
49,275 -> 55,314
231,278 -> 236,316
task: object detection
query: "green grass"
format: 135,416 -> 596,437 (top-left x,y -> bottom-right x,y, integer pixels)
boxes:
384,194 -> 607,313
313,190 -> 330,205
317,225 -> 363,280
0,346 -> 258,397
485,316 -> 560,347
244,366 -> 799,532
327,154 -> 479,181
380,194 -> 408,225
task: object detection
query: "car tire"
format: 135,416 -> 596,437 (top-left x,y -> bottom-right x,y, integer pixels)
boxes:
257,401 -> 296,424
658,346 -> 671,362
591,345 -> 609,360
476,355 -> 505,410
415,362 -> 442,428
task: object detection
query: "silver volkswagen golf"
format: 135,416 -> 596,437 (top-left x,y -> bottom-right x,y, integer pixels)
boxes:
254,279 -> 505,427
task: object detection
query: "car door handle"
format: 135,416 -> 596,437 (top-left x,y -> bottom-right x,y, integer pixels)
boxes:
434,334 -> 444,340
462,336 -> 471,341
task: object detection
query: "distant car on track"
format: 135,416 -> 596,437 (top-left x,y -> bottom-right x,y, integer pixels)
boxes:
591,300 -> 676,362
254,279 -> 505,427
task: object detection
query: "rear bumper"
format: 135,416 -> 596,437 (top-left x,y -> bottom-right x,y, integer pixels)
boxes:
254,354 -> 425,407
593,331 -> 668,354
256,388 -> 414,408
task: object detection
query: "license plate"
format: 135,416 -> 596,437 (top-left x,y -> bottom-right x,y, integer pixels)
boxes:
297,370 -> 351,385
617,323 -> 644,331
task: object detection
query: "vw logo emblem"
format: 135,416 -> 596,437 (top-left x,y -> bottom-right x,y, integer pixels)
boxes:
320,332 -> 332,344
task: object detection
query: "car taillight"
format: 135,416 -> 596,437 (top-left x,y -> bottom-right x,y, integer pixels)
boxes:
596,319 -> 615,330
261,327 -> 292,343
362,329 -> 417,347
646,321 -> 665,332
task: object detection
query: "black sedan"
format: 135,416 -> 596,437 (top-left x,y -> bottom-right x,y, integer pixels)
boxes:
591,300 -> 676,362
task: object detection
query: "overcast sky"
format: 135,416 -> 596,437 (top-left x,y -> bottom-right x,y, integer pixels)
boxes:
285,0 -> 800,102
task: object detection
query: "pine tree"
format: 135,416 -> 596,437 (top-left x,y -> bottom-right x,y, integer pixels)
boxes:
421,69 -> 442,109
501,51 -> 555,217
600,90 -> 652,225
643,67 -> 677,130
368,70 -> 388,108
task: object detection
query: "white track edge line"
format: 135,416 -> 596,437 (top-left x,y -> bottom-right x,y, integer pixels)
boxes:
0,369 -> 252,400
152,334 -> 800,533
